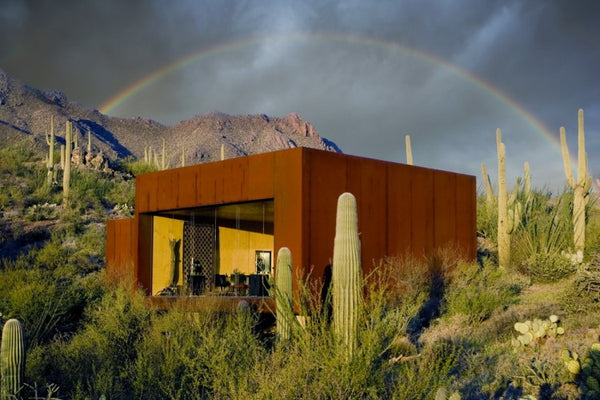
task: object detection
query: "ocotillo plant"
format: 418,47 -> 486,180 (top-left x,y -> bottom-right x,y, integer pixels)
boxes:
45,115 -> 55,187
496,129 -> 522,269
560,109 -> 591,256
1,319 -> 25,399
275,247 -> 294,341
405,135 -> 413,165
62,120 -> 73,207
332,192 -> 362,358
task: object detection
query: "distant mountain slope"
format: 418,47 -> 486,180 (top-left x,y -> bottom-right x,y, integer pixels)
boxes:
0,68 -> 341,164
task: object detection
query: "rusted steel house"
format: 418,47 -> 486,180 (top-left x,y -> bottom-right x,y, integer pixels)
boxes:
106,147 -> 476,309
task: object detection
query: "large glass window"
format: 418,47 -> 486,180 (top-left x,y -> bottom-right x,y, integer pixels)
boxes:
149,200 -> 274,297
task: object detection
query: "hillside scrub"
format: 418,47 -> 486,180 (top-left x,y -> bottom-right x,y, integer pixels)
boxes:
1,146 -> 600,399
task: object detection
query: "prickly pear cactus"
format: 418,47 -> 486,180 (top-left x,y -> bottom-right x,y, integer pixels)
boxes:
332,192 -> 362,358
511,315 -> 564,348
563,342 -> 600,398
1,319 -> 25,399
275,247 -> 293,340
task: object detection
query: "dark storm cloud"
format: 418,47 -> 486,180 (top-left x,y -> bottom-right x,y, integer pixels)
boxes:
1,0 -> 598,188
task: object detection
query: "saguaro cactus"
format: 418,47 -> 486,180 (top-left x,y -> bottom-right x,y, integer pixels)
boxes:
275,247 -> 293,340
496,129 -> 522,269
1,319 -> 25,399
332,192 -> 362,357
560,109 -> 591,255
481,162 -> 495,207
62,121 -> 73,206
405,135 -> 413,165
45,116 -> 55,186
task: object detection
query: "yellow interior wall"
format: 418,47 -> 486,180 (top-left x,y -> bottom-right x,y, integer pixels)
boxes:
219,227 -> 274,275
152,216 -> 184,294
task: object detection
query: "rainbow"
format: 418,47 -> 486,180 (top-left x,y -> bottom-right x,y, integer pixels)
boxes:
98,32 -> 562,152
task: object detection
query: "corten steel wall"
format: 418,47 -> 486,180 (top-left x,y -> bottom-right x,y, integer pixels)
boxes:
303,150 -> 476,283
108,147 -> 476,296
105,218 -> 136,282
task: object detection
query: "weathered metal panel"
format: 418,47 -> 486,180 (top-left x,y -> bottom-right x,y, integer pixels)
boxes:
273,149 -> 305,292
410,167 -> 435,258
387,163 -> 413,256
434,170 -> 457,250
306,150 -> 347,283
105,218 -> 135,282
456,173 -> 477,259
176,167 -> 198,209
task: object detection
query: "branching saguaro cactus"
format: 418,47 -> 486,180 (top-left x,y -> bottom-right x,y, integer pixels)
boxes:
560,109 -> 591,255
62,120 -> 73,207
496,129 -> 522,269
45,115 -> 55,186
405,135 -> 413,165
1,319 -> 25,399
275,247 -> 294,341
332,192 -> 362,358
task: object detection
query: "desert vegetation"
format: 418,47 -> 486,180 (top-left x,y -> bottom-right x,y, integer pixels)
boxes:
1,114 -> 600,399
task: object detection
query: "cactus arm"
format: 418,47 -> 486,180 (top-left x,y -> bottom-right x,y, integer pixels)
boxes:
220,143 -> 225,161
405,135 -> 413,165
481,162 -> 495,205
577,109 -> 586,186
560,127 -> 576,188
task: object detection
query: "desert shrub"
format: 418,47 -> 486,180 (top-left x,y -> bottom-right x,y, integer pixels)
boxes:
443,260 -> 523,323
0,266 -> 94,348
477,193 -> 498,245
43,283 -> 151,399
120,157 -> 157,175
518,252 -> 576,283
513,190 -> 575,282
562,255 -> 600,313
394,339 -> 461,399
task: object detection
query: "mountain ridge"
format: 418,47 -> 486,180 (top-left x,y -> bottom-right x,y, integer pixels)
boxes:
0,68 -> 341,165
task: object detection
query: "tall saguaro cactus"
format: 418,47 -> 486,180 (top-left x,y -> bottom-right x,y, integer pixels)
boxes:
1,319 -> 25,399
45,115 -> 56,186
275,247 -> 293,341
332,192 -> 362,358
405,135 -> 413,165
62,121 -> 73,207
560,109 -> 591,255
496,129 -> 522,269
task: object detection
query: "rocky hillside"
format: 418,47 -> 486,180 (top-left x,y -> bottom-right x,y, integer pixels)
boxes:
0,68 -> 341,165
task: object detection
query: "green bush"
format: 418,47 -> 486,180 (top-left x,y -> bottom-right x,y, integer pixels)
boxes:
443,260 -> 523,323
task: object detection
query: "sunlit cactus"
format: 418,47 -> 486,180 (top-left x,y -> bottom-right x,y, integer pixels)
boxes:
275,247 -> 293,340
496,129 -> 522,269
1,319 -> 25,399
332,192 -> 362,358
560,109 -> 591,256
45,115 -> 55,186
62,120 -> 73,207
405,134 -> 413,165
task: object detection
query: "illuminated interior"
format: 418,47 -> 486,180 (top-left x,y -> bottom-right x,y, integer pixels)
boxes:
150,199 -> 274,296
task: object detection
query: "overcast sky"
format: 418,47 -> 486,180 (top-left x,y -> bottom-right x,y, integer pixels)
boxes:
1,0 -> 598,190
